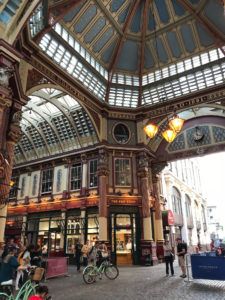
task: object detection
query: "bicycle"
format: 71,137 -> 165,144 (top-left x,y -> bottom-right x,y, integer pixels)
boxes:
83,258 -> 119,284
0,280 -> 36,300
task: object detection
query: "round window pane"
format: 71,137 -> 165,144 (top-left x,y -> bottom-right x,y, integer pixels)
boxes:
114,123 -> 130,144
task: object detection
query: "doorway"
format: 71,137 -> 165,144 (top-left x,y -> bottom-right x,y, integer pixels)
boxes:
110,213 -> 138,266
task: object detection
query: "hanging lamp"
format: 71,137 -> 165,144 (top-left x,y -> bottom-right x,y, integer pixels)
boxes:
161,128 -> 177,143
168,114 -> 184,133
144,123 -> 159,139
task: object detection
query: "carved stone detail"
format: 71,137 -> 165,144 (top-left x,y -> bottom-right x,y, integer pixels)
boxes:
138,152 -> 149,169
0,67 -> 14,88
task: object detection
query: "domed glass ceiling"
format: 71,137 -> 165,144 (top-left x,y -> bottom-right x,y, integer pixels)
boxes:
30,0 -> 225,108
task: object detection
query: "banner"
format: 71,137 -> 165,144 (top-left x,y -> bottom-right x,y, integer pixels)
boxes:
45,257 -> 69,279
191,254 -> 225,280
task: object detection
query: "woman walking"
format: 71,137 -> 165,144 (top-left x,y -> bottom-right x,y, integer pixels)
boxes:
163,240 -> 174,277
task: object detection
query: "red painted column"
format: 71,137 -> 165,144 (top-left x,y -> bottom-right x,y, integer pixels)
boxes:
97,149 -> 109,241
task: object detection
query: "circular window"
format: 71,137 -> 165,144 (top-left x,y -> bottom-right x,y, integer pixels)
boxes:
113,123 -> 130,144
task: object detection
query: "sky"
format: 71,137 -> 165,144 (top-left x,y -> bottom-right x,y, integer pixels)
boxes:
198,152 -> 225,230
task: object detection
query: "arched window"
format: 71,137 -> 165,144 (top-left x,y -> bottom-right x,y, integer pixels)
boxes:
20,177 -> 26,197
56,169 -> 62,192
32,174 -> 38,196
172,187 -> 182,215
185,194 -> 192,218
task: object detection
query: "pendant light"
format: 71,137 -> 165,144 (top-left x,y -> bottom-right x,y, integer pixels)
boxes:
144,123 -> 158,139
168,114 -> 184,133
162,128 -> 177,143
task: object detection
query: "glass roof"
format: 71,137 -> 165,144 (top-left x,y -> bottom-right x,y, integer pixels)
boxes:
30,0 -> 225,108
15,88 -> 99,164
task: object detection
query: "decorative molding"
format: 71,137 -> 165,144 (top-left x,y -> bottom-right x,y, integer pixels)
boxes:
146,88 -> 225,119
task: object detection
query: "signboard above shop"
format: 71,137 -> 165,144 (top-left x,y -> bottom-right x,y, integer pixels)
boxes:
162,210 -> 175,226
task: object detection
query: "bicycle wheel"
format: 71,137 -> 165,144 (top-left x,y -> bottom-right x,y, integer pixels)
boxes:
104,264 -> 119,280
83,266 -> 96,284
0,293 -> 10,300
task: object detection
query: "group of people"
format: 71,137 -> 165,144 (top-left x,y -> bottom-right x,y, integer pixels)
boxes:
210,238 -> 225,256
0,238 -> 49,298
163,237 -> 187,278
74,239 -> 108,272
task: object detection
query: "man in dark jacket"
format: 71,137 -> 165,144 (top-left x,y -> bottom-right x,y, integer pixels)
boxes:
75,240 -> 83,272
176,237 -> 187,278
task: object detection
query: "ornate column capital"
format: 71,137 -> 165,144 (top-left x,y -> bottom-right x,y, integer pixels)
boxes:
97,148 -> 109,176
0,67 -> 14,89
81,153 -> 87,164
151,161 -> 168,182
0,97 -> 12,111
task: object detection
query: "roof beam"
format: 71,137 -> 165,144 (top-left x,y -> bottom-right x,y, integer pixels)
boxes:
33,0 -> 84,43
105,0 -> 141,102
138,0 -> 149,106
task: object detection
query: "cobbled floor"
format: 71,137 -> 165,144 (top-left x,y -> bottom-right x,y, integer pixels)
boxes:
46,262 -> 225,300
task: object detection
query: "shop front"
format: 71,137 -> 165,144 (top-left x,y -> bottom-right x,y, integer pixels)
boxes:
109,206 -> 141,266
27,211 -> 64,256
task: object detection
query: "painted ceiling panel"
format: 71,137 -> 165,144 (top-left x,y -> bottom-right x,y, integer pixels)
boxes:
195,22 -> 214,47
144,45 -> 155,69
110,0 -> 126,13
147,9 -> 156,31
117,41 -> 139,71
156,37 -> 168,63
130,2 -> 143,33
180,24 -> 196,53
166,31 -> 182,58
84,17 -> 106,43
171,0 -> 186,17
118,5 -> 129,24
93,28 -> 114,52
101,41 -> 117,63
155,0 -> 170,24
63,3 -> 83,23
204,0 -> 225,35
74,5 -> 97,33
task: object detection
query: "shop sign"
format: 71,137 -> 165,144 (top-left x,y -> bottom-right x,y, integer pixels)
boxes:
110,198 -> 138,205
162,210 -> 175,226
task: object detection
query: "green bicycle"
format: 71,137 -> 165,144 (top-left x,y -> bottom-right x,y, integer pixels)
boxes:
83,259 -> 119,284
0,280 -> 37,300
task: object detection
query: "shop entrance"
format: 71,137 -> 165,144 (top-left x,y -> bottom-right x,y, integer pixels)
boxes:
110,213 -> 139,266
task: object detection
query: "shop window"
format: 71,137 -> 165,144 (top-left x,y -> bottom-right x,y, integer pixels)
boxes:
114,158 -> 131,186
70,164 -> 81,190
172,186 -> 182,215
89,159 -> 98,188
56,169 -> 62,192
87,214 -> 99,242
20,177 -> 26,197
32,175 -> 38,196
41,169 -> 53,194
